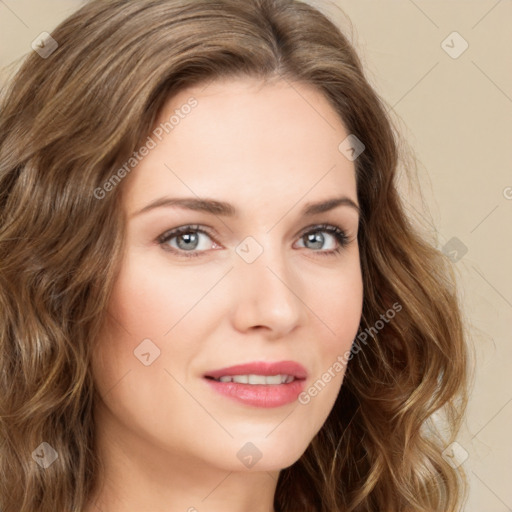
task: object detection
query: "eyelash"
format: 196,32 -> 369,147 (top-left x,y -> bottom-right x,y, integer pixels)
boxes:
156,223 -> 350,259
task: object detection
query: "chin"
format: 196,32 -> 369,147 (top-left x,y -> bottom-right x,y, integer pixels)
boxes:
225,434 -> 310,472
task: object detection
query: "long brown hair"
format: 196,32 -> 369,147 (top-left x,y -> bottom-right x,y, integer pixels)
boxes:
0,1 -> 470,510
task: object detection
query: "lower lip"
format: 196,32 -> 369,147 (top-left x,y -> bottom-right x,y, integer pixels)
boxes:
204,378 -> 306,408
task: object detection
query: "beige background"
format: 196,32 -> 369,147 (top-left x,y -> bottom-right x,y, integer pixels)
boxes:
1,1 -> 511,510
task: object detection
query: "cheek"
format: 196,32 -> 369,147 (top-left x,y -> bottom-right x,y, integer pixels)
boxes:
307,257 -> 363,348
92,251 -> 226,401
295,261 -> 362,427
107,252 -> 221,337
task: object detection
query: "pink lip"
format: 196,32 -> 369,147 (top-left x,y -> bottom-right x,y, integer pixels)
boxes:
204,360 -> 308,380
203,360 -> 308,408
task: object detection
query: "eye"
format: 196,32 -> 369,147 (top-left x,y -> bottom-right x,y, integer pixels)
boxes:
157,223 -> 350,259
157,225 -> 219,258
295,224 -> 349,257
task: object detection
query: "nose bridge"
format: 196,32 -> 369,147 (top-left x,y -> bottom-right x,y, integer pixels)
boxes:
231,233 -> 304,334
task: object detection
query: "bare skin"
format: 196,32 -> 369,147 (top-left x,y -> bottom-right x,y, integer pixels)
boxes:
85,77 -> 363,512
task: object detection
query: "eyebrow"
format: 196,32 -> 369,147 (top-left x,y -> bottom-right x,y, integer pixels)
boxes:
131,195 -> 360,218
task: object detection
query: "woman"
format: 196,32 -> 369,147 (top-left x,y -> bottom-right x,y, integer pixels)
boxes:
0,0 -> 470,511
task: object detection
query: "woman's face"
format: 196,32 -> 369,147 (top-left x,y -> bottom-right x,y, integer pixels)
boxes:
92,77 -> 363,475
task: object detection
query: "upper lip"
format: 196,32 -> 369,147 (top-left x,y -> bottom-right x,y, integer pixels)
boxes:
204,360 -> 308,380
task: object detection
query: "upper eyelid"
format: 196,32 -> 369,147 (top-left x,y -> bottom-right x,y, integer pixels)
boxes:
158,224 -> 215,242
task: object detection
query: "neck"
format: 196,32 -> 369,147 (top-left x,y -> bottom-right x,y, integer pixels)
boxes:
84,401 -> 280,512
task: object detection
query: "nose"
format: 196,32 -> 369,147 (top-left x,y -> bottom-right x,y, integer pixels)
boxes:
230,242 -> 307,339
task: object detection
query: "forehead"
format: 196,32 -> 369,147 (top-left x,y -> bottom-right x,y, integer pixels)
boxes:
124,77 -> 357,213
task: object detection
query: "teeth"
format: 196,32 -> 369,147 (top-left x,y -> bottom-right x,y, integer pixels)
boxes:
248,375 -> 266,384
215,374 -> 295,385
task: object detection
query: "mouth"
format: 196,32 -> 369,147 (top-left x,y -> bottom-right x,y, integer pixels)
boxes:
203,360 -> 307,408
205,374 -> 297,384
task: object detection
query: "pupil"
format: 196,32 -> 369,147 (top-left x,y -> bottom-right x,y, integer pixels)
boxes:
307,232 -> 324,249
177,232 -> 198,250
